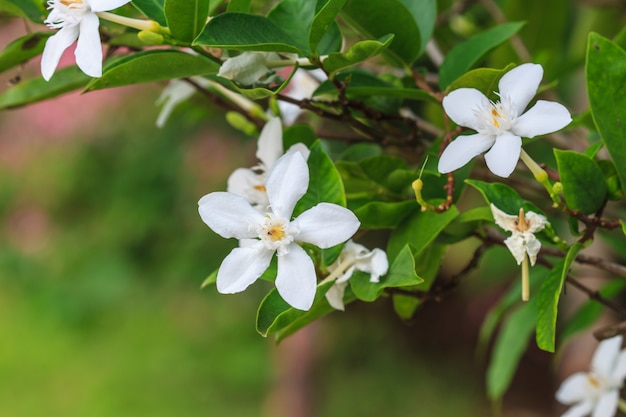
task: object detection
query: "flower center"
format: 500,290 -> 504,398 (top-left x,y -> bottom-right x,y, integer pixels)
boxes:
514,208 -> 529,232
474,95 -> 516,135
257,214 -> 298,255
45,0 -> 90,29
60,0 -> 83,5
253,184 -> 267,192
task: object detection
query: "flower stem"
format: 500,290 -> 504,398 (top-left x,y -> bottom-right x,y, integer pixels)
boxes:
521,253 -> 530,301
96,11 -> 167,34
412,179 -> 436,212
618,398 -> 626,413
319,258 -> 355,285
519,149 -> 560,203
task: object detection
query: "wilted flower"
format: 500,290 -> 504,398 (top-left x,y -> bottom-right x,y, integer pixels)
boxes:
218,51 -> 284,86
198,151 -> 360,311
438,63 -> 572,177
556,335 -> 626,417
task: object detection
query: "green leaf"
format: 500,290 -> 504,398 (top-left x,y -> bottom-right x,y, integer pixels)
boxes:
397,0 -> 436,56
309,0 -> 347,54
0,32 -> 51,73
322,35 -> 394,75
439,22 -> 525,89
164,0 -> 210,43
0,66 -> 90,110
85,50 -> 219,91
554,149 -> 608,214
354,201 -> 417,229
0,0 -> 44,21
487,298 -> 538,401
387,206 -> 459,260
194,12 -> 302,54
586,33 -> 626,197
211,65 -> 298,100
227,0 -> 251,12
535,243 -> 583,352
465,179 -> 543,216
447,65 -> 515,97
132,0 -> 167,26
350,244 -> 423,302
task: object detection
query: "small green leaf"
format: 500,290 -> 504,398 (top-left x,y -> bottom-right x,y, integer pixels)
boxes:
85,50 -> 219,91
354,201 -> 417,229
586,33 -> 626,197
465,179 -> 543,216
447,65 -> 515,98
0,66 -> 90,110
164,0 -> 210,43
439,22 -> 525,89
194,12 -> 303,54
536,243 -> 583,352
132,0 -> 167,26
0,32 -> 51,73
322,35 -> 394,75
309,0 -> 347,54
554,149 -> 607,214
350,244 -> 423,302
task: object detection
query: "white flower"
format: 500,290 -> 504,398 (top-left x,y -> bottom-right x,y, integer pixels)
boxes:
278,68 -> 326,125
438,63 -> 572,178
218,51 -> 283,86
41,0 -> 131,81
325,240 -> 389,311
227,117 -> 309,211
198,151 -> 360,311
155,77 -> 211,128
490,203 -> 547,266
556,335 -> 626,417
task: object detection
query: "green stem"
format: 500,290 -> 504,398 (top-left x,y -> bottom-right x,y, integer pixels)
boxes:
519,149 -> 560,203
96,11 -> 168,34
521,253 -> 530,301
618,398 -> 626,414
319,258 -> 355,285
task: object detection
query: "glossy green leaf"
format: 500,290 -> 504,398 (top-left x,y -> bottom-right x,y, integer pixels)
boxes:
0,66 -> 90,110
194,13 -> 302,54
439,22 -> 524,89
227,0 -> 251,12
1,0 -> 43,21
309,0 -> 347,54
447,65 -> 514,97
322,35 -> 394,75
350,244 -> 422,302
354,201 -> 417,229
586,33 -> 626,197
164,0 -> 210,43
465,180 -> 543,216
132,0 -> 167,26
398,0 -> 436,56
536,243 -> 583,352
487,297 -> 537,401
85,50 -> 219,91
0,32 -> 51,73
554,149 -> 607,214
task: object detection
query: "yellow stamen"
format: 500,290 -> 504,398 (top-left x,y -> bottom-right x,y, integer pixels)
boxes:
491,108 -> 500,128
267,226 -> 285,241
588,375 -> 600,388
253,185 -> 267,192
60,0 -> 83,5
516,208 -> 528,232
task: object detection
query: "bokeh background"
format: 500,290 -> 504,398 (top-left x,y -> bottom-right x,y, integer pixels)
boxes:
2,0 -> 626,415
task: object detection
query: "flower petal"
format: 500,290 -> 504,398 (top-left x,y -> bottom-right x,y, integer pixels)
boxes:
498,63 -> 543,115
591,335 -> 623,376
87,0 -> 131,12
41,25 -> 79,81
292,203 -> 360,249
484,131 -> 522,177
265,151 -> 309,219
256,117 -> 284,168
75,12 -> 103,78
363,248 -> 389,283
612,350 -> 626,381
556,373 -> 594,404
198,192 -> 265,239
512,100 -> 572,138
490,204 -> 519,232
526,211 -> 549,233
155,79 -> 197,128
524,233 -> 542,266
275,243 -> 317,310
326,280 -> 349,311
561,401 -> 594,417
503,234 -> 527,265
226,168 -> 268,210
437,133 -> 495,174
442,88 -> 489,130
216,242 -> 273,293
218,52 -> 272,85
593,389 -> 619,417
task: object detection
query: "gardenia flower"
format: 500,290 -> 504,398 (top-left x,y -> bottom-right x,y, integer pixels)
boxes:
198,151 -> 360,311
325,240 -> 389,311
556,335 -> 626,417
155,77 -> 211,128
227,117 -> 308,211
490,203 -> 547,266
41,0 -> 131,81
218,51 -> 283,86
438,63 -> 572,177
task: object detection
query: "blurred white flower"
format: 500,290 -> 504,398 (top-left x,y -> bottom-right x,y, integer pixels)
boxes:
218,51 -> 283,86
155,77 -> 211,128
198,152 -> 360,311
490,203 -> 547,266
556,335 -> 626,417
325,240 -> 388,311
278,68 -> 326,125
438,63 -> 571,177
227,117 -> 309,211
41,0 -> 131,80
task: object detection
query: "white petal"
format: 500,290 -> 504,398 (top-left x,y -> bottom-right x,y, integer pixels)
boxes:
557,373 -> 594,404
41,25 -> 79,81
325,281 -> 348,311
437,133 -> 495,174
562,401 -> 595,417
592,336 -> 623,377
335,265 -> 356,284
218,52 -> 272,85
512,100 -> 572,138
292,203 -> 360,249
503,234 -> 527,265
155,79 -> 197,128
226,168 -> 268,210
364,248 -> 389,282
286,143 -> 310,160
593,389 -> 619,417
265,152 -> 309,219
524,233 -> 542,266
526,211 -> 549,233
442,88 -> 489,130
612,350 -> 626,381
216,242 -> 273,293
198,192 -> 264,239
75,12 -> 103,78
490,204 -> 519,232
498,63 -> 543,115
275,243 -> 317,310
87,0 -> 130,12
256,117 -> 284,168
484,131 -> 522,177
